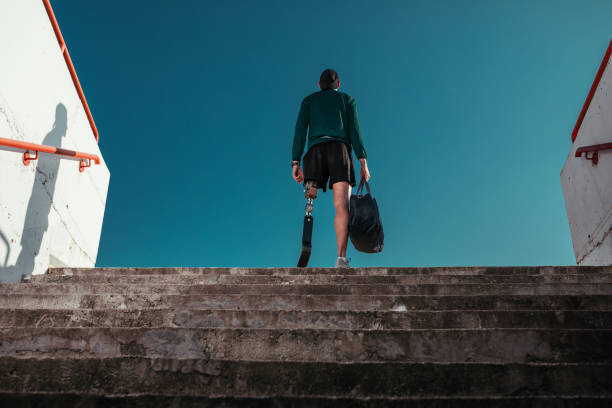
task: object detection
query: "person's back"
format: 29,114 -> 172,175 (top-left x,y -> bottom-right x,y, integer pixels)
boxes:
292,88 -> 367,165
291,69 -> 371,268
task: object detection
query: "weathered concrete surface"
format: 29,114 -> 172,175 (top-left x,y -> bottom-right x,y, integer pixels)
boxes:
47,266 -> 612,276
1,327 -> 611,363
1,294 -> 611,311
0,2 -> 110,283
560,39 -> 612,266
32,272 -> 612,285
2,309 -> 611,330
0,358 -> 611,397
0,266 -> 611,403
1,395 -> 610,408
3,283 -> 612,296
12,282 -> 612,296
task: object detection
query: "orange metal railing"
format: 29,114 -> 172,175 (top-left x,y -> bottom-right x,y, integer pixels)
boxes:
575,142 -> 612,166
0,137 -> 100,172
42,0 -> 99,143
572,39 -> 612,143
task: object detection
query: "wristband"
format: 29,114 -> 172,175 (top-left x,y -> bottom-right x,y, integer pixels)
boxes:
291,161 -> 300,167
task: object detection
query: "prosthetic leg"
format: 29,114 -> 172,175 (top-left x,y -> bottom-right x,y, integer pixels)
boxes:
297,181 -> 317,267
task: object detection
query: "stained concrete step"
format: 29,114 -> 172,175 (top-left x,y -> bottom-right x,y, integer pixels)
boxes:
2,294 -> 611,311
2,395 -> 611,408
47,266 -> 612,276
5,283 -> 612,296
4,267 -> 611,404
3,309 -> 611,330
32,273 -> 612,285
1,357 -> 610,398
2,327 -> 611,363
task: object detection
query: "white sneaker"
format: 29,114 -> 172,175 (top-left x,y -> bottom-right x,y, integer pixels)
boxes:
335,257 -> 350,268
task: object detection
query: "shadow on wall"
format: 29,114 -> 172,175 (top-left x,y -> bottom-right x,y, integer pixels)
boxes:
0,229 -> 9,267
0,103 -> 67,282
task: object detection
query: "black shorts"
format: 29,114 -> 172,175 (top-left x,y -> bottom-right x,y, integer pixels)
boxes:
303,141 -> 356,192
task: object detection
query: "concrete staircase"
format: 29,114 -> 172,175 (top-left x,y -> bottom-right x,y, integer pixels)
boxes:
0,266 -> 611,407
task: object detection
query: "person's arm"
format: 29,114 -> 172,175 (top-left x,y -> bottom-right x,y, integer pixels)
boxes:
346,97 -> 367,160
291,99 -> 309,183
292,99 -> 309,163
358,157 -> 370,181
347,97 -> 370,181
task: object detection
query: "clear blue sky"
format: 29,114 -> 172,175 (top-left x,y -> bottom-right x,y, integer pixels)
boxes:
53,0 -> 611,268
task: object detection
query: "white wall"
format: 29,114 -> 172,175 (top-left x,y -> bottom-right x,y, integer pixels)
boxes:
0,0 -> 110,282
561,49 -> 612,265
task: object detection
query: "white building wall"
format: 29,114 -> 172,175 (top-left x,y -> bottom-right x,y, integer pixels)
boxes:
561,49 -> 612,265
0,0 -> 110,282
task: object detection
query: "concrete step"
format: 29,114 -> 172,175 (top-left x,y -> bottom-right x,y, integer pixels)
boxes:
2,327 -> 611,363
2,266 -> 607,403
1,395 -> 611,408
32,273 -> 612,285
1,294 -> 611,311
0,357 -> 610,397
3,309 -> 611,330
47,266 -> 612,277
5,283 -> 612,296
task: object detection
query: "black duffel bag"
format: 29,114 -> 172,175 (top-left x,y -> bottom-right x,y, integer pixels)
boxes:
349,180 -> 384,253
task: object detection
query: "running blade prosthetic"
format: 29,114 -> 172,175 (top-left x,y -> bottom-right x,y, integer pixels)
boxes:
297,192 -> 315,267
297,214 -> 313,267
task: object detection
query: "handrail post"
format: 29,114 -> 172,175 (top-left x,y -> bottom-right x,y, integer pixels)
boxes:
79,159 -> 91,172
22,151 -> 39,166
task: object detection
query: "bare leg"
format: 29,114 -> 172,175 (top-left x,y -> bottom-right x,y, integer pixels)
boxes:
332,181 -> 351,258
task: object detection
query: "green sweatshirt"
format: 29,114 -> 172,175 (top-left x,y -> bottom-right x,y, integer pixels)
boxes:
292,89 -> 367,162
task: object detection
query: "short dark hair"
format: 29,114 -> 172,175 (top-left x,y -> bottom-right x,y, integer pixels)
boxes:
320,69 -> 339,90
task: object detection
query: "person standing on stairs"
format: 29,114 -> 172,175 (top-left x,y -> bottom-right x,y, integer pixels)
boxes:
291,69 -> 371,268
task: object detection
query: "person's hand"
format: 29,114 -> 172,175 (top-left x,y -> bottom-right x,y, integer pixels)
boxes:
292,165 -> 304,183
359,158 -> 370,181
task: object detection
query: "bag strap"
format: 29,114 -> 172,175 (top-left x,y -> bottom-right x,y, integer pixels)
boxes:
356,179 -> 371,196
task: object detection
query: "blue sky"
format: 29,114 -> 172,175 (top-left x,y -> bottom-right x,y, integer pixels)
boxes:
53,0 -> 611,268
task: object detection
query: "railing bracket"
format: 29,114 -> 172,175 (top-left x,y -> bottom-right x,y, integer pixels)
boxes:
79,159 -> 91,172
22,151 -> 39,166
585,151 -> 599,165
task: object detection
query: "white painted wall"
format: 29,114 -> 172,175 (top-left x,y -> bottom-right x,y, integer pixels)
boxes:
0,0 -> 110,281
561,51 -> 612,265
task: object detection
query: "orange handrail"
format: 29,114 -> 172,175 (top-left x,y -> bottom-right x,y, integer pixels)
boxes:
42,0 -> 99,143
0,137 -> 100,172
575,142 -> 612,166
571,39 -> 612,143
